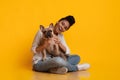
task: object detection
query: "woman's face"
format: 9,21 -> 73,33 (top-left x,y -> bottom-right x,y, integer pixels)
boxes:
54,20 -> 70,34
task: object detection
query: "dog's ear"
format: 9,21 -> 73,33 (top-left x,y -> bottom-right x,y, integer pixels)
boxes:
40,25 -> 44,31
49,23 -> 54,28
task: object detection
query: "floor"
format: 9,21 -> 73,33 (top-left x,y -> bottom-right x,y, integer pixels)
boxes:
1,61 -> 119,80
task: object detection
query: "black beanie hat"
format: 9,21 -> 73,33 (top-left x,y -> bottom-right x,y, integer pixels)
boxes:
59,15 -> 75,26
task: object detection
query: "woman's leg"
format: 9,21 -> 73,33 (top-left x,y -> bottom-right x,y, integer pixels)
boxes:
33,57 -> 66,72
67,55 -> 90,71
67,55 -> 80,65
33,57 -> 79,72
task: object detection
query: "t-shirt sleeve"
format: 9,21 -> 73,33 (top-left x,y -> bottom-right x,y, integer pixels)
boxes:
31,30 -> 42,54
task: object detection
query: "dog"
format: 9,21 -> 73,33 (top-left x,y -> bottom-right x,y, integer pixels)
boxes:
39,23 -> 67,61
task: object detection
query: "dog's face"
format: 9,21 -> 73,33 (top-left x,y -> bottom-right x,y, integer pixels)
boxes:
40,23 -> 54,38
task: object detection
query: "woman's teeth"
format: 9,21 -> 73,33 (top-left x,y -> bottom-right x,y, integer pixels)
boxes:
59,27 -> 62,31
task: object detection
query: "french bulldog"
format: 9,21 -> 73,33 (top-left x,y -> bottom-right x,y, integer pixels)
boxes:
39,23 -> 67,61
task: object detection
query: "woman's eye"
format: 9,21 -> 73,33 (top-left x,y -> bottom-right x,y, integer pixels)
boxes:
64,26 -> 68,30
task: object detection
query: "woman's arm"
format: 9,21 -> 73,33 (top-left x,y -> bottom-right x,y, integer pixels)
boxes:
36,44 -> 46,53
36,40 -> 50,53
58,42 -> 66,53
54,34 -> 70,54
32,30 -> 49,53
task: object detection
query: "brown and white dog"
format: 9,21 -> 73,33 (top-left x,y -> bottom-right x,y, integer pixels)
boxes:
39,23 -> 67,61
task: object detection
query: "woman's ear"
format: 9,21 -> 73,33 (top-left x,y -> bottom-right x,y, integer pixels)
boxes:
40,25 -> 44,31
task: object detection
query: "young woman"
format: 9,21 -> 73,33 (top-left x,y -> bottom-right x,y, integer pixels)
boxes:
31,15 -> 90,74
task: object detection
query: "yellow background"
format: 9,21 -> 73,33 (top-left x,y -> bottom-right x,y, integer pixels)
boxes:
0,0 -> 120,80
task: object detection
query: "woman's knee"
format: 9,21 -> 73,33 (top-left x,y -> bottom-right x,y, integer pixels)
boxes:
70,55 -> 80,61
67,54 -> 80,65
75,55 -> 80,61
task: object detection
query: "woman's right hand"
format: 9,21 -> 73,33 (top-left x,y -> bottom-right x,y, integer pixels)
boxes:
43,39 -> 51,47
36,40 -> 51,53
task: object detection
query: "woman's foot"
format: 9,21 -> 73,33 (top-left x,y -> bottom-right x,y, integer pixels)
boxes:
77,63 -> 90,71
49,67 -> 68,74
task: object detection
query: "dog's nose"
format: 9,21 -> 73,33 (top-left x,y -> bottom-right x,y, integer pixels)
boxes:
46,31 -> 52,38
47,30 -> 52,34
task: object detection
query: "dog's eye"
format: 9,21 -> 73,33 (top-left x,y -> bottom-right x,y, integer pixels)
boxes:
49,30 -> 52,32
43,31 -> 46,34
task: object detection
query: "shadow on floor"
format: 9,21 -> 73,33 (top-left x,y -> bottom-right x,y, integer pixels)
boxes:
31,71 -> 90,80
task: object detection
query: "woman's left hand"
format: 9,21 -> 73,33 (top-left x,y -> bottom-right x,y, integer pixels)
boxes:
53,37 -> 60,44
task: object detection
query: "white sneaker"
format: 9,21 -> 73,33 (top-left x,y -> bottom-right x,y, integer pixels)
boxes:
77,63 -> 90,71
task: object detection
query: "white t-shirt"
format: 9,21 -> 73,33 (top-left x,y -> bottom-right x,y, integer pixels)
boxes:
31,29 -> 70,64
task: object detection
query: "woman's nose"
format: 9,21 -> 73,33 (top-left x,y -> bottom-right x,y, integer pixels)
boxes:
61,26 -> 66,32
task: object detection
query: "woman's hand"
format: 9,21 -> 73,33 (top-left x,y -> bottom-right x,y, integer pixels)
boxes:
53,37 -> 60,44
36,40 -> 51,53
65,54 -> 70,57
43,39 -> 51,47
53,37 -> 66,53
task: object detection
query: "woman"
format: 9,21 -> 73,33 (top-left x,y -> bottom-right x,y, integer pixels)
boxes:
31,15 -> 90,74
